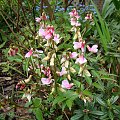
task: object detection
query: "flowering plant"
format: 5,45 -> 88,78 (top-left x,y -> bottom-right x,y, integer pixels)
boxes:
14,8 -> 101,114
1,2 -> 119,119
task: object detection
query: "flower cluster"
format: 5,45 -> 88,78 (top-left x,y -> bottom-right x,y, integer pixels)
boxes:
39,25 -> 60,44
68,9 -> 98,77
41,66 -> 52,85
69,8 -> 81,26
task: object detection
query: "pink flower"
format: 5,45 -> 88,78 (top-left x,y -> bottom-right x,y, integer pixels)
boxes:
81,41 -> 85,53
73,41 -> 85,52
41,78 -> 52,85
42,67 -> 51,78
25,48 -> 33,58
75,55 -> 87,65
44,26 -> 54,40
8,47 -> 18,56
46,25 -> 54,33
70,18 -> 77,26
73,42 -> 82,49
53,34 -> 60,44
61,80 -> 73,89
75,22 -> 81,27
39,25 -> 55,40
87,45 -> 98,53
45,33 -> 53,40
69,9 -> 80,19
70,18 -> 81,26
85,13 -> 92,20
57,67 -> 67,76
39,28 -> 45,37
35,17 -> 41,22
70,52 -> 78,58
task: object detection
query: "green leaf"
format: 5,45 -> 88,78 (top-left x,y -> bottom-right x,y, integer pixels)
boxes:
110,96 -> 119,104
33,97 -> 41,107
66,99 -> 73,110
90,111 -> 104,116
58,43 -> 73,51
83,90 -> 92,97
93,82 -> 104,91
91,70 -> 100,79
96,97 -> 106,107
108,110 -> 114,120
33,108 -> 43,120
8,56 -> 22,62
91,0 -> 111,52
85,76 -> 92,85
9,66 -> 26,77
73,80 -> 81,87
112,0 -> 120,10
24,100 -> 32,107
71,115 -> 82,120
53,96 -> 67,105
0,41 -> 6,48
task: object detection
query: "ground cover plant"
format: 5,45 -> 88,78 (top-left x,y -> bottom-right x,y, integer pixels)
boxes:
0,0 -> 120,120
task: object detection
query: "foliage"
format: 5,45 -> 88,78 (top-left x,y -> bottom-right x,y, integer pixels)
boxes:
0,0 -> 120,120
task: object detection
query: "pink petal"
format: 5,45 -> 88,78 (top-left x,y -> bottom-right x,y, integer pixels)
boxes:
39,28 -> 46,37
41,78 -> 52,85
59,67 -> 67,76
45,33 -> 52,40
87,45 -> 98,53
70,52 -> 78,58
35,17 -> 41,22
75,55 -> 87,65
69,9 -> 80,18
61,80 -> 73,89
53,34 -> 60,44
73,42 -> 82,49
75,22 -> 81,26
25,49 -> 33,58
71,18 -> 77,26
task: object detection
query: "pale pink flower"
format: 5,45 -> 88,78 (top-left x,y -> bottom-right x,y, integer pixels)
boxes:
61,80 -> 73,89
70,18 -> 81,26
53,34 -> 60,44
35,49 -> 43,53
73,42 -> 82,49
85,13 -> 92,20
57,67 -> 67,76
45,33 -> 53,40
46,25 -> 54,33
70,18 -> 77,26
70,52 -> 78,58
39,28 -> 45,37
42,67 -> 51,78
75,22 -> 81,27
44,26 -> 54,40
35,17 -> 41,22
25,48 -> 33,58
75,55 -> 87,65
69,9 -> 80,19
41,78 -> 52,85
87,45 -> 98,53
